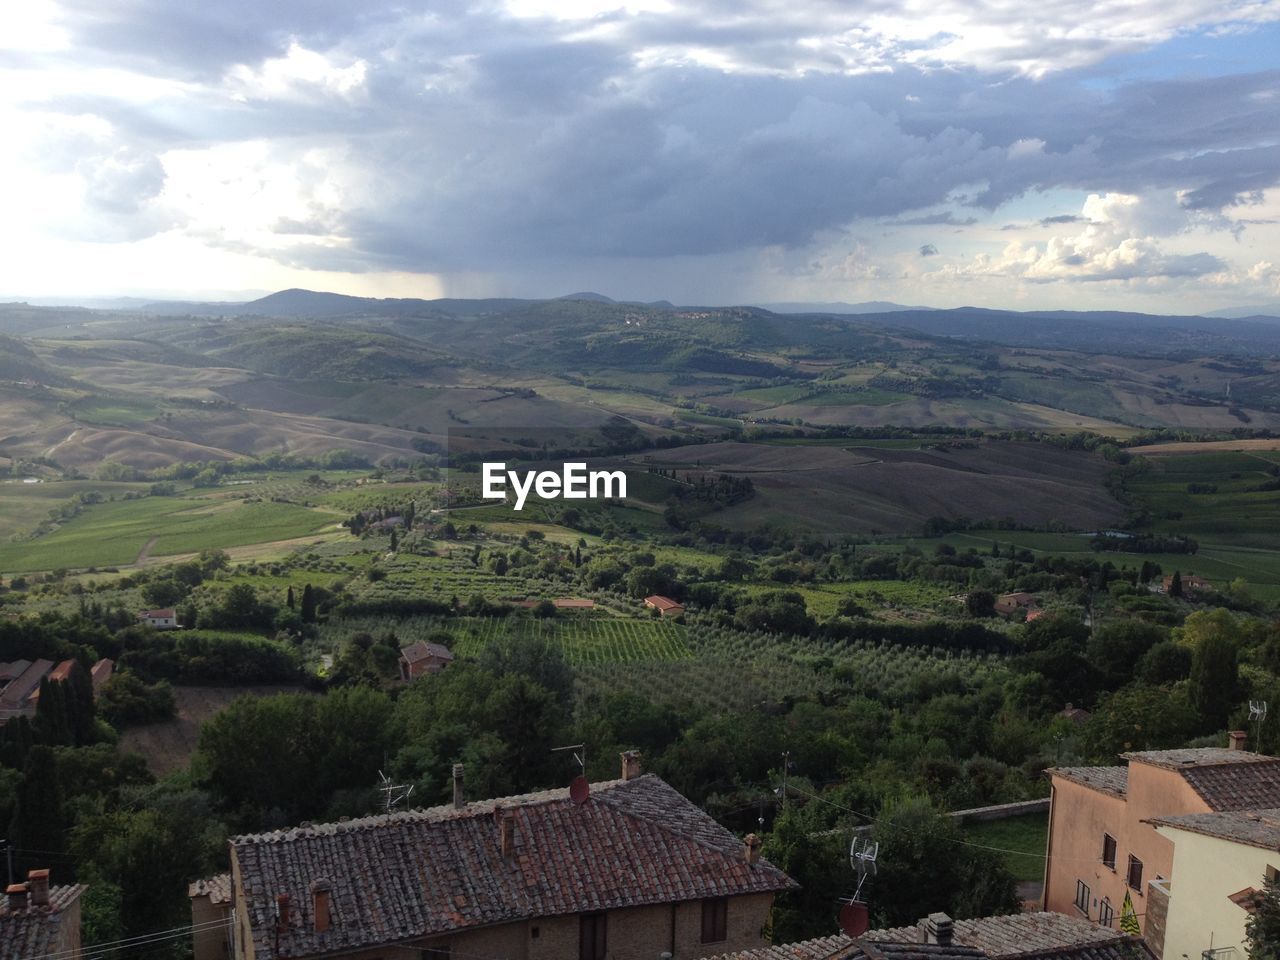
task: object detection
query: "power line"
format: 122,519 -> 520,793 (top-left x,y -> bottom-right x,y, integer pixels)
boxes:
26,919 -> 232,960
783,781 -> 1114,867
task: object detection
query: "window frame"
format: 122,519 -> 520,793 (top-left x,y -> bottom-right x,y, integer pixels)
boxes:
1101,833 -> 1117,870
1099,898 -> 1114,928
1074,879 -> 1091,915
1127,854 -> 1144,892
701,897 -> 729,944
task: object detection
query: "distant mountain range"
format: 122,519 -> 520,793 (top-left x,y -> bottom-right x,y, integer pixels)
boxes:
1203,302 -> 1280,320
756,300 -> 933,314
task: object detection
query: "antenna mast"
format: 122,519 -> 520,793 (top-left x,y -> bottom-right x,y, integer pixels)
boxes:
1250,701 -> 1268,752
552,743 -> 587,775
378,770 -> 414,813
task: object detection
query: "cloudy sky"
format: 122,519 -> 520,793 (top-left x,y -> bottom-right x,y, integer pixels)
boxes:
3,0 -> 1280,311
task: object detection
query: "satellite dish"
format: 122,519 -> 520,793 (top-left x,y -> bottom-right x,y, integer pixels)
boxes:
569,775 -> 590,805
838,902 -> 869,937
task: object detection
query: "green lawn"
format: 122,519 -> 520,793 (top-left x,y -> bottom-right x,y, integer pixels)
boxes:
960,812 -> 1048,884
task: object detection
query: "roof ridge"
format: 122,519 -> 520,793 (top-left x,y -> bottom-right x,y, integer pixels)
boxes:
232,777 -> 632,844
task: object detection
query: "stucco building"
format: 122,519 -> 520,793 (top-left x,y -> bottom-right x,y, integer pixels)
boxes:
1149,807 -> 1280,960
1044,733 -> 1280,953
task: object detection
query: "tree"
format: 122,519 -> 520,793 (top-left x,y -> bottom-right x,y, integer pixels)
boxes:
1083,686 -> 1198,760
300,583 -> 317,624
966,590 -> 996,619
1248,876 -> 1280,960
12,745 -> 66,875
1085,621 -> 1166,688
871,797 -> 1019,928
286,585 -> 295,610
1169,570 -> 1183,598
1190,632 -> 1239,730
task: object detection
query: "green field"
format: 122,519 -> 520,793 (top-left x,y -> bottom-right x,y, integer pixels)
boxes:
0,479 -> 152,541
0,494 -> 341,572
427,616 -> 692,665
66,395 -> 163,425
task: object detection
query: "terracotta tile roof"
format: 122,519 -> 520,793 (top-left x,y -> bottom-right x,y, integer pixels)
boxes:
1119,747 -> 1272,770
189,873 -> 233,906
1150,807 -> 1280,850
1180,760 -> 1280,811
232,774 -> 796,959
0,884 -> 86,960
870,912 -> 1155,959
1047,766 -> 1128,798
644,594 -> 683,611
708,940 -> 987,960
399,641 -> 454,664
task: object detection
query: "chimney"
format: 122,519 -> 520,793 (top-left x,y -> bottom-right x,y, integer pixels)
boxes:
276,894 -> 291,932
744,833 -> 762,866
27,870 -> 49,908
620,750 -> 642,781
453,763 -> 466,809
311,880 -> 332,932
499,809 -> 516,859
6,884 -> 28,912
918,913 -> 954,946
1229,730 -> 1248,751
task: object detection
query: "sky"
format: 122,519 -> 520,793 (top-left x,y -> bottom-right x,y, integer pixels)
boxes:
2,0 -> 1279,312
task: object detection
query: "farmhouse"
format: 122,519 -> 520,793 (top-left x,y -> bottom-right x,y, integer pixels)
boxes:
398,641 -> 455,681
992,592 -> 1037,617
90,657 -> 114,692
138,607 -> 182,629
0,869 -> 86,960
644,594 -> 685,617
226,755 -> 795,960
1159,574 -> 1211,594
1043,731 -> 1280,952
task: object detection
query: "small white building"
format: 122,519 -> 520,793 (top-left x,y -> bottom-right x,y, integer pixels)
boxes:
137,608 -> 181,630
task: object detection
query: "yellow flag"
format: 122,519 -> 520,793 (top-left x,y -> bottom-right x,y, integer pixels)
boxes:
1120,891 -> 1141,934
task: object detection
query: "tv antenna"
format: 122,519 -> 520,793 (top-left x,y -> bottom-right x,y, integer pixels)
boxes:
378,770 -> 414,813
838,838 -> 878,937
553,743 -> 590,805
552,743 -> 586,775
1251,700 -> 1268,749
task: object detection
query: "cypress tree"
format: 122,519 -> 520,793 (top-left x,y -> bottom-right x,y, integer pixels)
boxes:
300,584 -> 317,624
286,585 -> 295,610
13,745 -> 65,874
1170,570 -> 1184,598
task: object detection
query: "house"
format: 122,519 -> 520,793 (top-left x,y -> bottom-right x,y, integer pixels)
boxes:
137,608 -> 181,629
0,869 -> 86,960
226,754 -> 796,960
1057,703 -> 1090,726
1148,807 -> 1280,960
0,658 -> 55,721
90,658 -> 114,693
1043,731 -> 1280,953
189,873 -> 234,960
993,593 -> 1038,617
25,659 -> 78,709
397,641 -> 455,681
1158,574 -> 1210,594
706,911 -> 1152,960
644,594 -> 685,617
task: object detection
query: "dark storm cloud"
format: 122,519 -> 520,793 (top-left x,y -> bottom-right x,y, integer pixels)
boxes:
919,244 -> 939,256
22,1 -> 1280,278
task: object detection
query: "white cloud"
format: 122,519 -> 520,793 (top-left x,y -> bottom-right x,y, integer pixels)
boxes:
226,42 -> 368,103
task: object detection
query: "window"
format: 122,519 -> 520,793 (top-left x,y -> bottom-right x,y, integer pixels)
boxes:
701,898 -> 728,943
1127,854 -> 1144,892
1101,833 -> 1117,870
1099,899 -> 1114,928
1074,879 -> 1091,915
1268,864 -> 1280,884
580,913 -> 607,960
